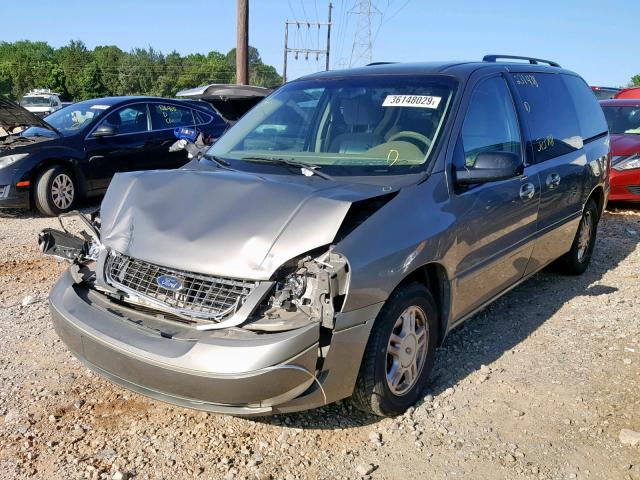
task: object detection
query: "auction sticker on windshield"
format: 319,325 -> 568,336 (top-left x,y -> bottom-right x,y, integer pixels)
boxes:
382,95 -> 441,109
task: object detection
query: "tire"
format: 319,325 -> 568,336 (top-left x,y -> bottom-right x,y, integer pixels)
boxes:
553,198 -> 599,275
352,282 -> 439,417
34,166 -> 77,216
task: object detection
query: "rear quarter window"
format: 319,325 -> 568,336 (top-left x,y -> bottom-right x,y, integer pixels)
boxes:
510,73 -> 582,163
562,75 -> 608,141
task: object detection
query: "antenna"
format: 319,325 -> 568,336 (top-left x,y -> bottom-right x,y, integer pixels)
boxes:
348,0 -> 381,67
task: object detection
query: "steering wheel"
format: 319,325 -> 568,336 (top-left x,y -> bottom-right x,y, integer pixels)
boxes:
387,130 -> 432,151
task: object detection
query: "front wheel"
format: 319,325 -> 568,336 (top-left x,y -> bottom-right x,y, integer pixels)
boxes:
554,198 -> 599,275
351,283 -> 439,417
34,166 -> 77,216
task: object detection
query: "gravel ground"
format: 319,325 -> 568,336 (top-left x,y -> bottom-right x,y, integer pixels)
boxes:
0,204 -> 639,480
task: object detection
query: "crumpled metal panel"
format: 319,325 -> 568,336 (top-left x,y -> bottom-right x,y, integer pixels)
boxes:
100,168 -> 385,280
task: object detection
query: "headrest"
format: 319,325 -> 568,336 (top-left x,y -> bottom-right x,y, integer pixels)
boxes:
108,113 -> 122,126
341,95 -> 381,127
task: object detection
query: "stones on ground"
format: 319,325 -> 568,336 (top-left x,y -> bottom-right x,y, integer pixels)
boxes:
619,429 -> 640,446
356,463 -> 377,476
21,295 -> 36,306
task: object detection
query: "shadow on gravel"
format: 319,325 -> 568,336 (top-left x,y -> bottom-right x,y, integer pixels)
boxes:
0,198 -> 101,220
254,209 -> 639,430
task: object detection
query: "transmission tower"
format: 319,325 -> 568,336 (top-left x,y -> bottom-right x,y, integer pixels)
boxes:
348,0 -> 381,67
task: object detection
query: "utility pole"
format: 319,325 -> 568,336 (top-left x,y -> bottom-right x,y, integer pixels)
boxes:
237,0 -> 249,85
349,0 -> 381,67
326,2 -> 332,71
283,2 -> 332,84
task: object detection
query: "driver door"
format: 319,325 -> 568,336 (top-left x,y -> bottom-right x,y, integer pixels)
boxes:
84,104 -> 151,191
449,75 -> 541,320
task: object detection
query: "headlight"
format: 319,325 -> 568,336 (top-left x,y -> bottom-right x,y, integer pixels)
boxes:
612,154 -> 640,171
0,153 -> 29,169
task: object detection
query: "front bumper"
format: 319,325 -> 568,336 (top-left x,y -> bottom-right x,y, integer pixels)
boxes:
49,270 -> 380,415
0,167 -> 30,209
610,168 -> 640,202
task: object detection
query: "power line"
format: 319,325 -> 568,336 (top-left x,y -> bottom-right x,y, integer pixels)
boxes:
283,2 -> 333,83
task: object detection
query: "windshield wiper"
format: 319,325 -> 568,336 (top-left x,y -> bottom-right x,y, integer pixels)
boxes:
202,153 -> 232,168
241,155 -> 335,181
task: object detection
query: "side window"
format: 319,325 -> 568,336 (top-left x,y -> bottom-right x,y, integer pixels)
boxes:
193,110 -> 214,125
461,76 -> 522,167
563,75 -> 608,141
150,104 -> 194,130
101,105 -> 149,134
510,73 -> 581,163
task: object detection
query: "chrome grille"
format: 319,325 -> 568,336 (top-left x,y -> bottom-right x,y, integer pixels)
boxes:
626,185 -> 640,196
105,252 -> 257,322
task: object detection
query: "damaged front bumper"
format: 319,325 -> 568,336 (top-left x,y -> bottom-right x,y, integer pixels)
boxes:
42,210 -> 382,414
50,270 -> 381,414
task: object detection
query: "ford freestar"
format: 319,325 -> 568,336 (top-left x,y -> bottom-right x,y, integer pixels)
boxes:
43,56 -> 609,416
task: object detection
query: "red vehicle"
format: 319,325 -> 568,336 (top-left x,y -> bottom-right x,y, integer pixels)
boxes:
615,87 -> 640,99
600,99 -> 640,201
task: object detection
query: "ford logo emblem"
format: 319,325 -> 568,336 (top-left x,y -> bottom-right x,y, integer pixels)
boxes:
156,275 -> 183,291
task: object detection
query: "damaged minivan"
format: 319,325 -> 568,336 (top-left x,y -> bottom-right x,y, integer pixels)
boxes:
44,56 -> 610,416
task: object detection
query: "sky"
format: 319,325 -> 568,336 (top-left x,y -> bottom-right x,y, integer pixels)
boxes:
1,0 -> 636,87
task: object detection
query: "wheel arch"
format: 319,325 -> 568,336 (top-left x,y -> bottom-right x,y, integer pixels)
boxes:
393,262 -> 452,346
586,185 -> 605,218
29,158 -> 88,200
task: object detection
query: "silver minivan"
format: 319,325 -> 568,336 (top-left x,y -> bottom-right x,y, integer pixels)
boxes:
43,56 -> 610,416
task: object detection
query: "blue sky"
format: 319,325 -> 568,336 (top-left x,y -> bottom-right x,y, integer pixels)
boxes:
1,0 -> 636,86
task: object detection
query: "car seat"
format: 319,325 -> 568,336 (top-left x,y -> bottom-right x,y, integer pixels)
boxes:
329,95 -> 383,153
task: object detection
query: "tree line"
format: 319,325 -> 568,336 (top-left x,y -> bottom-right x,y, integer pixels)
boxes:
0,40 -> 282,101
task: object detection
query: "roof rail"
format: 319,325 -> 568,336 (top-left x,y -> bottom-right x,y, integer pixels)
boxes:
366,62 -> 397,66
483,55 -> 561,68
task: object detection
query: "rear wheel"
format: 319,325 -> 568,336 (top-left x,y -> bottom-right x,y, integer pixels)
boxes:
352,283 -> 438,417
34,166 -> 77,216
554,198 -> 599,275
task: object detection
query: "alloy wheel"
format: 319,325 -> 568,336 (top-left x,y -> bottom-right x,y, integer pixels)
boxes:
577,211 -> 592,262
385,305 -> 429,396
51,173 -> 74,210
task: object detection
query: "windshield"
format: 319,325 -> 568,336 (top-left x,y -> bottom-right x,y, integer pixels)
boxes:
41,103 -> 106,134
20,96 -> 51,107
603,105 -> 640,134
207,75 -> 456,175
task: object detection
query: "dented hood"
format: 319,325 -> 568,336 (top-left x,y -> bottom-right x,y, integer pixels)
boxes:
100,168 -> 387,280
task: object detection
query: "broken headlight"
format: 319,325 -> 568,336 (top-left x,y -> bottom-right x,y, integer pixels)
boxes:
268,250 -> 349,327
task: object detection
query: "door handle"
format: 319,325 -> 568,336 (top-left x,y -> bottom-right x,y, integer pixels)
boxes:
546,173 -> 561,189
519,182 -> 535,200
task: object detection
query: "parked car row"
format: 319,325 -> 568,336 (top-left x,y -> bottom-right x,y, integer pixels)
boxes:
40,55 -> 611,417
591,85 -> 640,100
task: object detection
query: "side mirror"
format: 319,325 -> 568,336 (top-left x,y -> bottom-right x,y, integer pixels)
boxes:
455,151 -> 522,185
92,125 -> 117,138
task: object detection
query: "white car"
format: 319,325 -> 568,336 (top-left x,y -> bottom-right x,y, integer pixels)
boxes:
19,89 -> 63,117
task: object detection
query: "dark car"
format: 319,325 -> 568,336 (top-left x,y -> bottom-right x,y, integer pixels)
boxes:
45,55 -> 610,417
600,98 -> 640,201
176,84 -> 271,125
0,96 -> 227,215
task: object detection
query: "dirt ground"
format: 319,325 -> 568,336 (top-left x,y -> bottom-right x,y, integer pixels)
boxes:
0,204 -> 639,480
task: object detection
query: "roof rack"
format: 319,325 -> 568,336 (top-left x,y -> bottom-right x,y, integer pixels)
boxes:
483,55 -> 561,68
366,62 -> 397,66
